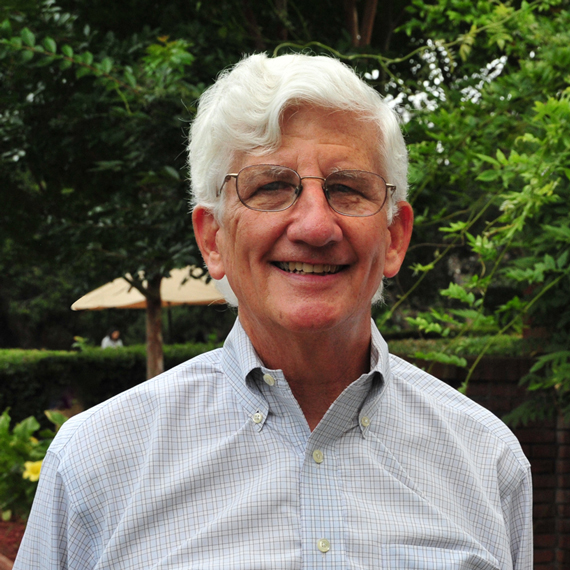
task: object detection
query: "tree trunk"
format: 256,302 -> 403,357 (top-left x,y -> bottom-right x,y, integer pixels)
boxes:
145,275 -> 164,379
359,0 -> 378,46
344,0 -> 360,47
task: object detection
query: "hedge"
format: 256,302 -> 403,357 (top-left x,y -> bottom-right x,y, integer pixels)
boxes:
0,343 -> 217,426
1,335 -> 529,427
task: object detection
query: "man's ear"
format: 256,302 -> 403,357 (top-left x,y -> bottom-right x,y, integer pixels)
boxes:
383,201 -> 414,279
192,206 -> 226,280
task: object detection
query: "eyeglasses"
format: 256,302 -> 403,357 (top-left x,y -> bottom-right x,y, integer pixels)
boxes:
218,164 -> 396,217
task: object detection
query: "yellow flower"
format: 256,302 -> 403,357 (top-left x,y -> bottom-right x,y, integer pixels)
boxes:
23,460 -> 42,482
29,437 -> 39,444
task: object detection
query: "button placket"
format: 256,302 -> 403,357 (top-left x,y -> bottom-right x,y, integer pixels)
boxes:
300,438 -> 344,566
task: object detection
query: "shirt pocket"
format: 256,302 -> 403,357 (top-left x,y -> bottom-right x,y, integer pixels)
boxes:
381,544 -> 501,570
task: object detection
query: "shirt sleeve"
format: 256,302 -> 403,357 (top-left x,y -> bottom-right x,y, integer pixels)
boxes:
13,450 -> 70,570
507,464 -> 534,570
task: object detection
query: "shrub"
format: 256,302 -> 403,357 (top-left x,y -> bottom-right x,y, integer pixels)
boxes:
0,343 -> 217,426
0,409 -> 67,520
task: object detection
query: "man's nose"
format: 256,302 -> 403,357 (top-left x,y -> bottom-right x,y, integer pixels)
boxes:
285,179 -> 343,247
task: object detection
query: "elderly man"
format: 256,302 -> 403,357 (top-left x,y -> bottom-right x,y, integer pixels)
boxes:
15,54 -> 532,569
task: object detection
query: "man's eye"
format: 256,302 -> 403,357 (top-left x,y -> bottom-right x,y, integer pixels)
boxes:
256,181 -> 294,192
327,183 -> 359,195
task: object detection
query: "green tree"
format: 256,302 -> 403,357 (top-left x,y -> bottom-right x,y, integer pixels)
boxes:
2,0 -> 569,418
377,0 -> 570,422
0,1 -> 225,375
2,0 -> 408,373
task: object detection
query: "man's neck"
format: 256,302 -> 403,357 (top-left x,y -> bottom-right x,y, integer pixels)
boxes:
240,316 -> 372,431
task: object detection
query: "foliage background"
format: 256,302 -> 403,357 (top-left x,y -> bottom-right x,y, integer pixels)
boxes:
1,0 -> 569,421
0,342 -> 219,427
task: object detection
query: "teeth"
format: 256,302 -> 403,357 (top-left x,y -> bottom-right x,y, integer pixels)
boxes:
277,262 -> 342,274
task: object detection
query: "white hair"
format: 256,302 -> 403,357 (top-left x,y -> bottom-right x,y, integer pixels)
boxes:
188,52 -> 408,305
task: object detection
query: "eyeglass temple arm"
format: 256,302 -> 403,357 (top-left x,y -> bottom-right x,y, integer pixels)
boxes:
216,173 -> 238,197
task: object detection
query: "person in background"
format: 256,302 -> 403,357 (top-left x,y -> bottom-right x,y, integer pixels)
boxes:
15,53 -> 532,570
100,327 -> 123,349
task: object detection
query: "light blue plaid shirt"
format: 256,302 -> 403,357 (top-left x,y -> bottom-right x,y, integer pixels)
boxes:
15,320 -> 532,569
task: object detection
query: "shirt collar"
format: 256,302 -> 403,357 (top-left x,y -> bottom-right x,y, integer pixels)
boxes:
221,318 -> 392,438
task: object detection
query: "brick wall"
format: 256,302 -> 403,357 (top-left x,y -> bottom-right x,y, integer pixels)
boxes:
411,356 -> 567,569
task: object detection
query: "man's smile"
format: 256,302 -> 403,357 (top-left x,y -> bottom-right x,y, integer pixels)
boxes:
273,261 -> 345,275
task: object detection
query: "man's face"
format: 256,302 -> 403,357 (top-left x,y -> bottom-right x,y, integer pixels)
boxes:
194,106 -> 412,342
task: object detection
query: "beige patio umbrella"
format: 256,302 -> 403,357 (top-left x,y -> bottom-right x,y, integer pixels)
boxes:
71,267 -> 226,379
71,266 -> 225,310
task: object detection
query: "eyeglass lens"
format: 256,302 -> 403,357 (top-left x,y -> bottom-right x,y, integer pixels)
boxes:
236,165 -> 387,216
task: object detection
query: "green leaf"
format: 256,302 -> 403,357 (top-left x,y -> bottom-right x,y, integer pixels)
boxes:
440,221 -> 468,234
410,262 -> 435,274
61,44 -> 73,58
43,37 -> 57,53
59,58 -> 72,70
124,69 -> 136,88
557,250 -> 569,269
414,351 -> 468,368
406,317 -> 444,334
0,409 -> 11,435
0,19 -> 12,37
80,51 -> 93,65
13,416 -> 40,439
474,153 -> 500,167
20,49 -> 34,62
100,57 -> 113,74
75,66 -> 91,79
544,254 -> 556,271
20,27 -> 35,47
496,149 -> 507,165
44,410 -> 68,430
36,55 -> 56,67
163,166 -> 180,181
477,169 -> 500,182
440,283 -> 475,305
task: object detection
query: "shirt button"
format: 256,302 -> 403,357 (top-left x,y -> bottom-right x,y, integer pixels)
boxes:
317,538 -> 330,553
312,449 -> 324,464
262,373 -> 275,386
361,416 -> 371,427
252,412 -> 263,424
